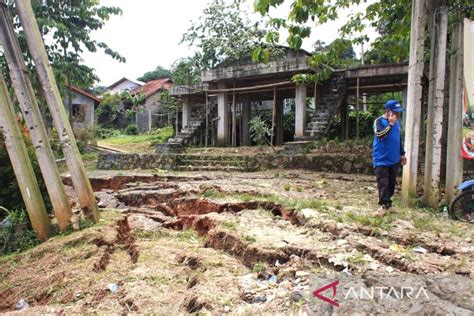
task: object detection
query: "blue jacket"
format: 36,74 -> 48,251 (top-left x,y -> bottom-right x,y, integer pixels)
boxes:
372,116 -> 405,167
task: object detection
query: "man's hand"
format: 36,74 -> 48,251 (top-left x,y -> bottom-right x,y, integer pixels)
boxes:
388,111 -> 398,126
400,155 -> 407,166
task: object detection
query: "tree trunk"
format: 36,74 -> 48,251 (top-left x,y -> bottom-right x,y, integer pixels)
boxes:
0,0 -> 72,230
401,0 -> 427,206
15,0 -> 99,222
0,73 -> 51,241
423,5 -> 448,208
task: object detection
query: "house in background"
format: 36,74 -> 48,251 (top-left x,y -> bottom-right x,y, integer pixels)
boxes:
107,77 -> 143,94
64,86 -> 101,131
128,78 -> 173,132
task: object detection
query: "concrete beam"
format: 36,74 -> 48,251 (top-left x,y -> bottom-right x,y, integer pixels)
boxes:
202,57 -> 310,82
344,63 -> 408,79
295,85 -> 307,137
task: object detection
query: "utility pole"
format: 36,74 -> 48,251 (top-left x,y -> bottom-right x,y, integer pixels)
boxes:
0,73 -> 51,241
15,0 -> 99,221
445,22 -> 464,202
401,0 -> 427,206
423,4 -> 448,208
361,43 -> 367,112
0,0 -> 72,230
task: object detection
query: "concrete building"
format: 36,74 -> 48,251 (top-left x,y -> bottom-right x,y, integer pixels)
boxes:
107,77 -> 143,94
64,86 -> 101,131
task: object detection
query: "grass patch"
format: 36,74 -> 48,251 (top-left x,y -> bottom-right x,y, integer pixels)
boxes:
283,184 -> 291,191
98,126 -> 173,152
221,221 -> 236,230
252,262 -> 266,274
344,212 -> 394,230
243,235 -> 256,243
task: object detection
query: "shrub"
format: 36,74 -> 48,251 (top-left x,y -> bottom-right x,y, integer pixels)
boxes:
0,132 -> 52,213
94,127 -> 119,139
0,207 -> 39,255
74,128 -> 96,153
249,116 -> 272,146
125,124 -> 139,135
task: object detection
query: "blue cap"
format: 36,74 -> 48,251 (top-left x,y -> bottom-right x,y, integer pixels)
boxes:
385,99 -> 404,112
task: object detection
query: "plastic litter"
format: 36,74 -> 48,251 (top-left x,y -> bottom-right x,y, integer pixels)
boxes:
107,283 -> 119,293
412,246 -> 428,254
15,299 -> 29,310
269,275 -> 277,284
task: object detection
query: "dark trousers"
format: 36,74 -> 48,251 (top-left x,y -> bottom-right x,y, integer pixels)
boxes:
374,165 -> 398,208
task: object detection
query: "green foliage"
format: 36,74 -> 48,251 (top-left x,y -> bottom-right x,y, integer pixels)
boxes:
122,91 -> 146,114
0,207 -> 40,255
125,124 -> 139,136
73,128 -> 96,154
181,0 -> 266,69
171,56 -> 203,85
137,66 -> 172,83
94,128 -> 119,139
249,116 -> 272,146
96,93 -> 122,128
0,132 -> 52,212
5,0 -> 125,88
252,262 -> 266,274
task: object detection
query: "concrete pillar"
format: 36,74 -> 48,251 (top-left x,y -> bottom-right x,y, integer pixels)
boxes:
275,97 -> 284,145
182,100 -> 191,131
241,100 -> 251,146
295,85 -> 307,137
402,88 -> 408,129
217,82 -> 229,146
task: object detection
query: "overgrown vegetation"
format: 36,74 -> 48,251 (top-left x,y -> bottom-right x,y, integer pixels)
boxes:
0,207 -> 39,255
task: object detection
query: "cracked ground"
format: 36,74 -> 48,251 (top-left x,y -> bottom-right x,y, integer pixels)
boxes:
1,169 -> 473,314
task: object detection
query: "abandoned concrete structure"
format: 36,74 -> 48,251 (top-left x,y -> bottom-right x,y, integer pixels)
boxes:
168,49 -> 408,150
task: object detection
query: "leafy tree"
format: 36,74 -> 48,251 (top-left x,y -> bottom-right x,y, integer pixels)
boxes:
181,0 -> 266,69
171,56 -> 202,85
96,92 -> 121,128
4,0 -> 125,88
137,65 -> 172,83
253,0 -> 473,74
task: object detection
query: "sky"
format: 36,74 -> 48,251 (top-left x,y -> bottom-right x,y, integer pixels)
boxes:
82,0 -> 378,87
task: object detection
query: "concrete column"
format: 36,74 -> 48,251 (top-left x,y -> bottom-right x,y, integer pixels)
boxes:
182,100 -> 191,131
295,85 -> 307,137
241,100 -> 251,146
275,97 -> 284,145
217,82 -> 229,146
402,88 -> 408,129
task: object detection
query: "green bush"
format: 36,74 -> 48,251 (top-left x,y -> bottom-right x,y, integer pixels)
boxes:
125,124 -> 139,135
0,207 -> 39,255
249,116 -> 272,146
0,132 -> 52,213
95,127 -> 119,139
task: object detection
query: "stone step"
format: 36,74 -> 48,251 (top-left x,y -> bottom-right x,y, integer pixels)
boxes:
178,154 -> 247,162
174,165 -> 245,172
178,159 -> 246,168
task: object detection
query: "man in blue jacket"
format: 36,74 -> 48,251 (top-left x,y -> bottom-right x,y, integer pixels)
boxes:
373,99 -> 407,216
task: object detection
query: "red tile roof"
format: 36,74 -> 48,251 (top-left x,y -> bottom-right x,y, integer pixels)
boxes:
68,85 -> 101,104
130,78 -> 173,98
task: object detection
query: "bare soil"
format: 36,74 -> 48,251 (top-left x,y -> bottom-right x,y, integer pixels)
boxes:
1,169 -> 473,314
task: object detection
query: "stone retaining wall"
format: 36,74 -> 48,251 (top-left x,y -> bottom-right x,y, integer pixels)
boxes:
97,152 -> 372,174
97,153 -> 176,170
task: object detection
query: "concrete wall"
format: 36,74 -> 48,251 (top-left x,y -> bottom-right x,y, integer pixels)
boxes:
64,92 -> 95,131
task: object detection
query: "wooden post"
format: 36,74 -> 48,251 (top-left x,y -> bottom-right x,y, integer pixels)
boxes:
423,5 -> 448,208
356,77 -> 360,139
401,0 -> 427,206
0,1 -> 72,230
205,91 -> 209,147
232,89 -> 236,147
0,73 -> 51,241
271,86 -> 276,145
15,0 -> 99,221
445,22 -> 464,202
